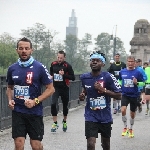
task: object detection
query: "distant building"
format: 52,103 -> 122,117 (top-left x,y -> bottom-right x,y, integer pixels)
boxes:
66,9 -> 78,37
130,19 -> 150,62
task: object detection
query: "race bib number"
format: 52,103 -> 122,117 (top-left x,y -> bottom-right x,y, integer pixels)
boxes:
124,79 -> 134,87
114,71 -> 120,76
14,85 -> 30,100
54,74 -> 63,81
90,96 -> 106,110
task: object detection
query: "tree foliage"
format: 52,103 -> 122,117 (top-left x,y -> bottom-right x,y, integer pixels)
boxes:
0,22 -> 127,75
20,23 -> 58,67
94,32 -> 127,71
0,33 -> 17,74
64,33 -> 92,73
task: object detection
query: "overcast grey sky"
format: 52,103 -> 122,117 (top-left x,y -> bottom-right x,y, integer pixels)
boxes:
0,0 -> 150,54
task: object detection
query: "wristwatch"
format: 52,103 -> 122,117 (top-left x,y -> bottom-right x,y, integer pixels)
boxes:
34,98 -> 40,105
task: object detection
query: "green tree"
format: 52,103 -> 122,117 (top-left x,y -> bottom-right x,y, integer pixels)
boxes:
94,32 -> 127,71
65,34 -> 92,73
0,33 -> 17,74
76,33 -> 92,72
20,23 -> 58,67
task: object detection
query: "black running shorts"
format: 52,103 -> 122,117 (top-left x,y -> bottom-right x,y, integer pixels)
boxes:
85,121 -> 112,139
121,95 -> 138,112
12,111 -> 44,141
51,87 -> 69,104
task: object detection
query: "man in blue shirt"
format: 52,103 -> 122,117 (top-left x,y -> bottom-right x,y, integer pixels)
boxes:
79,51 -> 121,150
119,56 -> 144,138
6,37 -> 55,150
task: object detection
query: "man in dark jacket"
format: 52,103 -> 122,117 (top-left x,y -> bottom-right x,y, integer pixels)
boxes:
108,53 -> 126,114
50,50 -> 75,132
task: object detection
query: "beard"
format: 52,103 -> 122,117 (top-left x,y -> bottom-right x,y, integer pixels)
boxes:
19,54 -> 31,62
92,68 -> 100,72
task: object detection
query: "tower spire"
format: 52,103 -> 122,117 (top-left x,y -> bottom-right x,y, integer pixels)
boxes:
66,9 -> 78,37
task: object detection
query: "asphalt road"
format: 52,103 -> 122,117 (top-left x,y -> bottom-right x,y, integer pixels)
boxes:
0,103 -> 150,150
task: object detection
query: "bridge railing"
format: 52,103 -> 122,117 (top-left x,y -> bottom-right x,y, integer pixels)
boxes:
0,74 -> 82,130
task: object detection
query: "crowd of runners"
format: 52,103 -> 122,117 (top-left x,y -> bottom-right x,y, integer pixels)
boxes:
108,54 -> 150,139
79,52 -> 150,150
6,37 -> 150,150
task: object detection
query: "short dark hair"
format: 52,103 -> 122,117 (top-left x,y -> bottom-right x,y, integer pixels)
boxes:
115,53 -> 120,56
143,62 -> 148,65
90,51 -> 106,62
58,50 -> 66,57
135,59 -> 142,63
16,37 -> 32,49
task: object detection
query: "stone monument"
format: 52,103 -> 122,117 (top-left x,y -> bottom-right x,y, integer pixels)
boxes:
130,19 -> 150,62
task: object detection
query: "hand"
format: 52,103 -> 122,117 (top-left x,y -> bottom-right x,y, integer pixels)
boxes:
79,93 -> 85,101
8,100 -> 15,110
94,81 -> 105,93
59,69 -> 64,75
133,77 -> 137,85
50,75 -> 53,79
24,99 -> 35,108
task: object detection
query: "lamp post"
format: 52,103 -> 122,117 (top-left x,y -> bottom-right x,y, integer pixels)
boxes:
110,25 -> 117,58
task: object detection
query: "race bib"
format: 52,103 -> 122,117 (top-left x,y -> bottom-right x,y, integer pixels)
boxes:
114,71 -> 120,76
54,74 -> 63,81
90,96 -> 106,110
124,79 -> 134,87
14,85 -> 30,100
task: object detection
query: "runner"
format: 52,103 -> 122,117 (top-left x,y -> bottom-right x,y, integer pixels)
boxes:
143,62 -> 149,70
108,53 -> 126,114
79,51 -> 121,150
6,37 -> 55,150
119,56 -> 144,138
135,59 -> 147,113
50,50 -> 75,132
143,61 -> 150,115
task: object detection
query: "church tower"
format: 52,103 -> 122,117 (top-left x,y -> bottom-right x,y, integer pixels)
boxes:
130,19 -> 150,62
66,9 -> 78,37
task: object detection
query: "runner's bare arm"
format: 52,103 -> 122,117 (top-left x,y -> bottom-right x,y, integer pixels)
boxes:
6,85 -> 14,101
104,90 -> 121,100
6,85 -> 15,110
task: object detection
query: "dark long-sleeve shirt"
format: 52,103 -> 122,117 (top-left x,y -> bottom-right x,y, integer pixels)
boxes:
108,61 -> 126,80
50,61 -> 75,88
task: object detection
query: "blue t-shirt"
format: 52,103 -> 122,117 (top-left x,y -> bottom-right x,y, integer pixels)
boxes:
80,72 -> 121,123
136,66 -> 147,92
119,68 -> 144,97
6,60 -> 53,116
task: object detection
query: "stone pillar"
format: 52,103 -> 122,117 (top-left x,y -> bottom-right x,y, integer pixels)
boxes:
130,19 -> 150,62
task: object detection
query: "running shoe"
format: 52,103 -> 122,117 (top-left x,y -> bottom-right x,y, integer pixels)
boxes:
51,123 -> 59,132
128,129 -> 134,138
113,109 -> 117,114
145,109 -> 149,115
121,128 -> 129,136
62,121 -> 67,132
